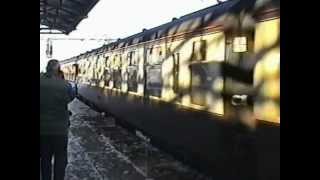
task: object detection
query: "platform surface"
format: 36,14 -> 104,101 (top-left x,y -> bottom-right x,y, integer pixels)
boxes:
41,99 -> 212,180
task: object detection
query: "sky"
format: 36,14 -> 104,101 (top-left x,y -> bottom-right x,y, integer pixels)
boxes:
40,0 -> 226,72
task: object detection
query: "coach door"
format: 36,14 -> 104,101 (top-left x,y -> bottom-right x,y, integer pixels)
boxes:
223,30 -> 255,121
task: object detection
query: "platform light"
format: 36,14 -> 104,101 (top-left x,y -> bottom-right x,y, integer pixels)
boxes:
233,36 -> 248,53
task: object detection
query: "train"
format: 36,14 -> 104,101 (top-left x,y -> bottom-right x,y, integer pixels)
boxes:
61,0 -> 280,179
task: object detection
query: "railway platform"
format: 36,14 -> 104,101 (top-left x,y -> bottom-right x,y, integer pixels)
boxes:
42,98 -> 212,180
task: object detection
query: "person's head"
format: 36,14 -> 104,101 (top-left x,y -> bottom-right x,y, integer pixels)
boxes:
46,59 -> 61,77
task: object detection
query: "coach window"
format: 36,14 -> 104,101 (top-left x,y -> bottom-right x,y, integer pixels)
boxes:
128,51 -> 137,66
157,47 -> 164,64
127,52 -> 131,66
133,51 -> 138,65
104,56 -> 111,88
113,54 -> 122,68
192,40 -> 207,61
173,52 -> 180,93
105,56 -> 109,67
233,36 -> 248,53
155,46 -> 163,64
148,46 -> 162,65
112,55 -> 116,68
147,47 -> 153,65
94,56 -> 100,78
113,54 -> 122,89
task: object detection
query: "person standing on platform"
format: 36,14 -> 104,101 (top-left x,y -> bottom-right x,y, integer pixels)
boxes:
40,59 -> 75,180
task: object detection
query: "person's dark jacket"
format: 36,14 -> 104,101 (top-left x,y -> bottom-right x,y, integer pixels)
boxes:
40,74 -> 75,135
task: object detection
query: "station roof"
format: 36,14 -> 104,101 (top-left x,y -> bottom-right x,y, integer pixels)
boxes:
40,0 -> 99,34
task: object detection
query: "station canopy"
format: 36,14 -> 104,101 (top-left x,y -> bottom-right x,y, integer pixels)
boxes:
40,0 -> 99,34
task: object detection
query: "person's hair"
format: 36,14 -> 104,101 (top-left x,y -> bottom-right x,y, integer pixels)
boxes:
46,59 -> 60,75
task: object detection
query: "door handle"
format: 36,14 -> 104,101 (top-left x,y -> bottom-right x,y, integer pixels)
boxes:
231,94 -> 248,106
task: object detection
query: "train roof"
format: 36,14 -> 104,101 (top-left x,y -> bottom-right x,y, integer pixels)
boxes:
111,0 -> 239,48
61,0 -> 279,64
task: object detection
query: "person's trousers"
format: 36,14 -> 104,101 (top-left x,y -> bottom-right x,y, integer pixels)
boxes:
40,134 -> 68,180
